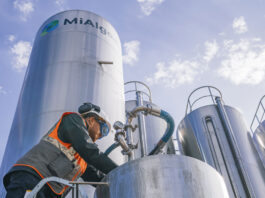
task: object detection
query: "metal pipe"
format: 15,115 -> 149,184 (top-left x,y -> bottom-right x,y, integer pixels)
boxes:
26,177 -> 73,198
205,116 -> 240,197
115,133 -> 132,156
136,91 -> 148,156
104,142 -> 120,156
127,105 -> 161,121
215,97 -> 255,198
69,181 -> 109,186
126,104 -> 174,156
76,183 -> 79,198
125,124 -> 135,161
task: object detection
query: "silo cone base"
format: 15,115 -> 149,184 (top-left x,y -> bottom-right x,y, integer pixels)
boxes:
95,155 -> 229,198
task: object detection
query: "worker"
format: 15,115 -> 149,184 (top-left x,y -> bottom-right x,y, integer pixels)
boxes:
3,102 -> 118,198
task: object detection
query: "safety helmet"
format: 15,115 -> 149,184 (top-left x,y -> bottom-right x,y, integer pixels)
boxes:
78,102 -> 111,138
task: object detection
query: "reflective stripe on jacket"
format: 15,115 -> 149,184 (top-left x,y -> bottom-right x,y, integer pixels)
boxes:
14,112 -> 88,195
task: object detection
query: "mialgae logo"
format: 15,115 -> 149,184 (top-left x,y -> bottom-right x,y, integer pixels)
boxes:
41,20 -> 59,36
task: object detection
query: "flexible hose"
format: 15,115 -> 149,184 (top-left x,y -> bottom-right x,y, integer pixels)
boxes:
104,142 -> 120,156
149,110 -> 175,155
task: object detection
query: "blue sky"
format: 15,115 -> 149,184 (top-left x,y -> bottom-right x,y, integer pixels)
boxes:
1,0 -> 265,164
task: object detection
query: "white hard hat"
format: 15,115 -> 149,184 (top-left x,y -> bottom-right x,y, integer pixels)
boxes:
78,103 -> 111,130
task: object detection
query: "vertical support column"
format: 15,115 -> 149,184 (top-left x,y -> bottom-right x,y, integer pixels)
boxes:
76,184 -> 79,198
72,186 -> 75,198
136,91 -> 148,157
205,116 -> 238,198
215,97 -> 255,198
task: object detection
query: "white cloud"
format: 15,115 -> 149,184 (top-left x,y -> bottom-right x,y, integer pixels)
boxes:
13,0 -> 34,21
145,40 -> 218,88
0,86 -> 7,95
204,40 -> 219,62
137,0 -> 164,16
55,0 -> 66,11
10,40 -> 32,72
8,35 -> 16,42
218,38 -> 265,85
146,59 -> 201,88
123,40 -> 140,66
233,16 -> 248,34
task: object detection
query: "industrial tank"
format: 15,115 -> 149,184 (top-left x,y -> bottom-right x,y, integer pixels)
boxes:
250,95 -> 265,171
0,10 -> 125,196
177,86 -> 265,198
95,83 -> 229,198
95,155 -> 229,198
124,81 -> 174,159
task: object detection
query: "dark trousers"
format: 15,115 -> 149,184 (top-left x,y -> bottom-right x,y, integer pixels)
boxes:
5,171 -> 58,198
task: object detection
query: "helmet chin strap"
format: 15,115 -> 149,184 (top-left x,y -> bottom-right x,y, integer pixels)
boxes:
84,118 -> 93,136
84,118 -> 89,130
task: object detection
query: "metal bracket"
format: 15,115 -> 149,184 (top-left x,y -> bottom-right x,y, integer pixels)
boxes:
98,61 -> 113,65
124,124 -> 138,132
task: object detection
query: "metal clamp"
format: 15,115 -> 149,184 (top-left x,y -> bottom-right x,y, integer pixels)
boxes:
113,121 -> 133,157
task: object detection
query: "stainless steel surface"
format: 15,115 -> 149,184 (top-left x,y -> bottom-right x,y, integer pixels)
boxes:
0,10 -> 125,196
177,104 -> 265,198
253,121 -> 265,170
127,104 -> 161,119
136,91 -> 148,156
124,81 -> 173,159
115,130 -> 132,156
250,95 -> 265,133
126,100 -> 171,159
250,95 -> 265,171
95,155 -> 229,198
215,97 -> 255,197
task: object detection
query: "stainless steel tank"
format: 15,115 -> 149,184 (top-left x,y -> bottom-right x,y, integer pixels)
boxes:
250,95 -> 265,171
0,10 -> 125,196
95,155 -> 229,198
124,81 -> 175,160
252,122 -> 265,170
177,86 -> 265,198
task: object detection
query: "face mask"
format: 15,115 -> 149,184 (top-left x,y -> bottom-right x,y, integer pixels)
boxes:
97,120 -> 110,138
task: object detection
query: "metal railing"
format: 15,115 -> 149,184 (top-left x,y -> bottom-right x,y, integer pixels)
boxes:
25,177 -> 108,198
124,81 -> 152,103
250,95 -> 265,133
185,86 -> 223,115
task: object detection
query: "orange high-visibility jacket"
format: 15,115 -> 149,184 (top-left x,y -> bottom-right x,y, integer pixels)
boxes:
14,112 -> 88,195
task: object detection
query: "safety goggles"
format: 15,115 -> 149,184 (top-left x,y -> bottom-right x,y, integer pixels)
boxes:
96,119 -> 110,138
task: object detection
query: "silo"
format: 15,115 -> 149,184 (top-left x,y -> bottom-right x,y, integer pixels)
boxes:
0,10 -> 125,196
124,81 -> 175,159
95,155 -> 229,198
177,86 -> 265,198
95,83 -> 230,198
250,95 -> 265,170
